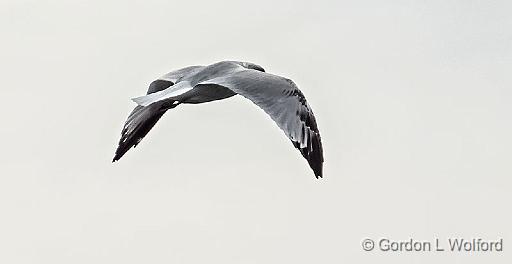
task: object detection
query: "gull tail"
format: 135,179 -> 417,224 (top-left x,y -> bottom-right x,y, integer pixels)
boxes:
112,100 -> 178,162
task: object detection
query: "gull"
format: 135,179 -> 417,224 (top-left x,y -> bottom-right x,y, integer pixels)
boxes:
113,61 -> 324,178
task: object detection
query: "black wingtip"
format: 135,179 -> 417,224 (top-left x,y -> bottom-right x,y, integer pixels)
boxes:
112,102 -> 173,164
291,128 -> 324,179
312,161 -> 323,179
112,134 -> 138,163
112,152 -> 122,163
111,149 -> 126,163
315,167 -> 323,179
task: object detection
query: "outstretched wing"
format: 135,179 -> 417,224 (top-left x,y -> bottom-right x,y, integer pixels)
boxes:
113,66 -> 203,161
201,69 -> 324,178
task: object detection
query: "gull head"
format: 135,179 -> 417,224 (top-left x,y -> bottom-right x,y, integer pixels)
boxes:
240,61 -> 265,72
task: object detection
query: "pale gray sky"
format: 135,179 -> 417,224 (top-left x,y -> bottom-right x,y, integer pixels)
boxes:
0,0 -> 511,263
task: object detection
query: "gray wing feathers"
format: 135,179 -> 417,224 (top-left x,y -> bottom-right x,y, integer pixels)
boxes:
201,70 -> 324,178
158,65 -> 204,83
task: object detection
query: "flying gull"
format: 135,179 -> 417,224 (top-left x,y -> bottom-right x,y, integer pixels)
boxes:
113,61 -> 324,178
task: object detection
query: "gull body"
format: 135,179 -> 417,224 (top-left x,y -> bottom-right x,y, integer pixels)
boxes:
113,61 -> 324,178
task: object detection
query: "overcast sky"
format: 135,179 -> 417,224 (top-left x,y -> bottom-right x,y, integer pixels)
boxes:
0,0 -> 511,263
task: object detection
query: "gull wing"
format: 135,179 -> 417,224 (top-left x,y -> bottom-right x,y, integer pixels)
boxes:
201,69 -> 324,178
113,67 -> 203,161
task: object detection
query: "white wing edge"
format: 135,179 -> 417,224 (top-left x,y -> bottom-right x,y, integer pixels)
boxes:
132,81 -> 193,106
